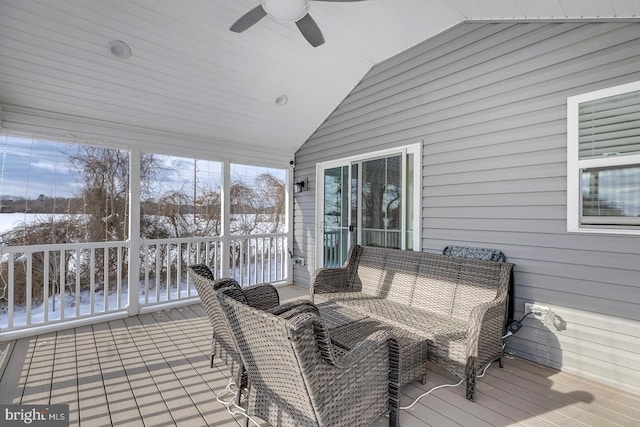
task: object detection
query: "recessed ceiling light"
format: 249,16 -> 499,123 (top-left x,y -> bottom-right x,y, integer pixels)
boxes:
107,40 -> 132,59
275,95 -> 288,106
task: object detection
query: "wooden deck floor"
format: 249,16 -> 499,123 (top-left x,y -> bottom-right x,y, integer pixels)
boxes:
1,285 -> 639,427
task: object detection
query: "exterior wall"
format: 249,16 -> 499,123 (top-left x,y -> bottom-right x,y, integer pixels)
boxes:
293,22 -> 640,395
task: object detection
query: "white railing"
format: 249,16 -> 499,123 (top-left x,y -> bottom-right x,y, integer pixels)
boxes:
0,241 -> 129,332
323,229 -> 346,268
228,233 -> 288,287
139,236 -> 223,307
0,233 -> 289,337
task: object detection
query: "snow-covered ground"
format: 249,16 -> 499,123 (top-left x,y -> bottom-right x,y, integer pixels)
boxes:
0,212 -> 46,232
0,280 -> 178,329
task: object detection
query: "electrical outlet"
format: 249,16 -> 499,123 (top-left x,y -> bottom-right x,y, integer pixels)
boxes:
293,257 -> 305,266
524,303 -> 550,320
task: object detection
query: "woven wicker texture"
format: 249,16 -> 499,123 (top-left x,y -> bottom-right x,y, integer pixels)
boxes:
311,245 -> 514,401
329,317 -> 428,387
218,290 -> 400,427
187,266 -> 280,389
315,301 -> 368,330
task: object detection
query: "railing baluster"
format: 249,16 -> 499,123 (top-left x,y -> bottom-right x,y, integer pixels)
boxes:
280,236 -> 284,281
90,248 -> 96,315
43,250 -> 49,323
144,246 -> 150,305
166,242 -> 171,301
155,244 -> 160,303
60,249 -> 65,321
8,254 -> 14,328
177,243 -> 183,298
104,247 -> 109,312
75,248 -> 81,318
253,237 -> 257,286
117,246 -> 123,310
26,252 -> 32,326
240,240 -> 245,286
213,242 -> 218,279
260,237 -> 265,284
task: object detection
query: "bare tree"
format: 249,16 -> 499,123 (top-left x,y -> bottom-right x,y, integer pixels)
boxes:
255,172 -> 285,233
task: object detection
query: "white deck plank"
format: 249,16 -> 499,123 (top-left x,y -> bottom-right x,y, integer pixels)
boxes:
92,321 -> 144,426
75,325 -> 113,426
109,317 -> 176,426
50,330 -> 79,427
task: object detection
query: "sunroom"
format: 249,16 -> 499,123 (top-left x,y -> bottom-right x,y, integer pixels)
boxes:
1,1 -> 640,426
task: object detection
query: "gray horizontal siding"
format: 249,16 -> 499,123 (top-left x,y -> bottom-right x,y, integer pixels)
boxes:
294,21 -> 640,395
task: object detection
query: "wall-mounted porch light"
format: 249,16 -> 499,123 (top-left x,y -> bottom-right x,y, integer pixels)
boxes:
294,178 -> 308,193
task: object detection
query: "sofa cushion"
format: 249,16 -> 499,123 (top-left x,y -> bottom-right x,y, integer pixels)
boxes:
378,249 -> 419,305
320,292 -> 467,340
450,260 -> 504,320
411,259 -> 459,316
352,246 -> 388,295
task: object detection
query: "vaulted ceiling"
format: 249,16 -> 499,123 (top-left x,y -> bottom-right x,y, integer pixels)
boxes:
0,1 -> 637,162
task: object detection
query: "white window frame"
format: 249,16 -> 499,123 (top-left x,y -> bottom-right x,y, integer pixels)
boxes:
567,80 -> 640,235
314,143 -> 422,268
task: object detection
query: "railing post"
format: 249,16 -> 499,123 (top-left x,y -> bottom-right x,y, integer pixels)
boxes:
128,148 -> 141,315
221,160 -> 231,277
286,165 -> 294,284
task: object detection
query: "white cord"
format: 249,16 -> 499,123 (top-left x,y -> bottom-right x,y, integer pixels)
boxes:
213,378 -> 261,426
400,361 -> 493,410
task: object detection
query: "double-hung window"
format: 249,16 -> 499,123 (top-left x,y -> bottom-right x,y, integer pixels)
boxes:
567,81 -> 640,234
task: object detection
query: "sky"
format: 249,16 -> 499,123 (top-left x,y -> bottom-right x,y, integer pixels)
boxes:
0,135 -> 78,199
0,134 -> 285,201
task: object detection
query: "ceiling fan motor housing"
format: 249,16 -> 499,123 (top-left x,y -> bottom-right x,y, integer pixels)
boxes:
263,0 -> 310,23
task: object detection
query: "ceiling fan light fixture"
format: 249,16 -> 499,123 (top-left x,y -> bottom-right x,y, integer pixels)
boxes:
262,0 -> 309,23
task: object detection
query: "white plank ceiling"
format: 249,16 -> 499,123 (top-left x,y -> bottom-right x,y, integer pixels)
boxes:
0,0 -> 637,162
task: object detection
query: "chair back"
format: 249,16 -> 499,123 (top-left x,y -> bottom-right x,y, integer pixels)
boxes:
188,265 -> 245,372
218,290 -> 322,425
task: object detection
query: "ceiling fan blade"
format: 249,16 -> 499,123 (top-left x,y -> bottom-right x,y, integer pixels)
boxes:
229,5 -> 267,33
296,14 -> 325,47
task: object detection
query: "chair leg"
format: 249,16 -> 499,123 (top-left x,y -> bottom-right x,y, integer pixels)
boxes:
210,334 -> 216,368
388,407 -> 399,427
465,361 -> 476,401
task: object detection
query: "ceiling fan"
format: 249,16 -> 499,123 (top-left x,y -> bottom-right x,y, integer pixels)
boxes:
230,0 -> 367,47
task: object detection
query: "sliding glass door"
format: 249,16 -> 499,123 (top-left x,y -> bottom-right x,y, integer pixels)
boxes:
317,145 -> 420,268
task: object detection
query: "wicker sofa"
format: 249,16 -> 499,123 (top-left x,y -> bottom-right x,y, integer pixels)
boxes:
311,245 -> 514,401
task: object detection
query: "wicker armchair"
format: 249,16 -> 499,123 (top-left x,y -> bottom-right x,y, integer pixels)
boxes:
188,264 -> 281,390
218,289 -> 401,427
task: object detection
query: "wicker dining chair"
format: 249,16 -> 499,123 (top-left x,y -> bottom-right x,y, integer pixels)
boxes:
188,265 -> 281,388
218,289 -> 401,427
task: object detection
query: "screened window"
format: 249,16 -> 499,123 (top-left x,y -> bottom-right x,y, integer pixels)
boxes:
567,81 -> 640,233
140,154 -> 222,238
0,134 -> 131,244
229,164 -> 286,235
